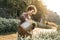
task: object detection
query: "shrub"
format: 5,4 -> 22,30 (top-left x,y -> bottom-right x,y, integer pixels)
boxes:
57,25 -> 60,32
0,17 -> 20,34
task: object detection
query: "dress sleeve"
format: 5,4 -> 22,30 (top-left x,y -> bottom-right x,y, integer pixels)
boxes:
19,13 -> 26,22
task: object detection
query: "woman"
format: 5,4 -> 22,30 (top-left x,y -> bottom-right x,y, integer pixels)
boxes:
20,5 -> 37,24
18,5 -> 37,38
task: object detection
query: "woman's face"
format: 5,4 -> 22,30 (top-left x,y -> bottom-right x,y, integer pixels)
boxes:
27,10 -> 35,15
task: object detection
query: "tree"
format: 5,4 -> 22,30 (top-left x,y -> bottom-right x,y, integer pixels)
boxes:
7,0 -> 47,23
7,0 -> 27,17
0,0 -> 47,22
28,0 -> 47,23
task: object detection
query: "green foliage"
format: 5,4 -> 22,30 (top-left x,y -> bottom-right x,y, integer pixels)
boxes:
57,25 -> 60,31
0,17 -> 20,34
0,0 -> 47,22
0,0 -> 27,18
7,0 -> 27,17
36,22 -> 51,29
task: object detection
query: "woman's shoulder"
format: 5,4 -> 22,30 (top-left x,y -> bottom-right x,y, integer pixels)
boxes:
21,12 -> 28,16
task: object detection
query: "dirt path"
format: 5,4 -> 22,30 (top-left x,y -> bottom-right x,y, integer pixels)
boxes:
0,34 -> 17,40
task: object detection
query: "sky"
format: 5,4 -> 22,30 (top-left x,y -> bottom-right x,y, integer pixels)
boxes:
42,0 -> 60,16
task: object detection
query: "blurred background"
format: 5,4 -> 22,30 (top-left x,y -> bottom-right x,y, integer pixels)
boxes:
0,0 -> 60,40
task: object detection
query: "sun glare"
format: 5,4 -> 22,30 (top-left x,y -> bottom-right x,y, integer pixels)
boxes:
42,0 -> 60,16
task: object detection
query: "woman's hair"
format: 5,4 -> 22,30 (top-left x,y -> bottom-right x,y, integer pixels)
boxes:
27,7 -> 35,12
27,5 -> 37,14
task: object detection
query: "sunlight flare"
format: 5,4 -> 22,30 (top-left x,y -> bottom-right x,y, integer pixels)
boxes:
42,0 -> 60,16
